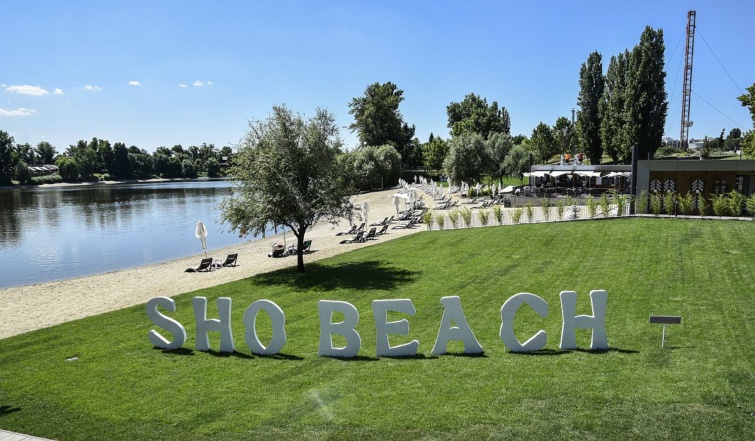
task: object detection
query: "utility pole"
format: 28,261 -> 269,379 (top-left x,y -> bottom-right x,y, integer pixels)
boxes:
680,10 -> 696,150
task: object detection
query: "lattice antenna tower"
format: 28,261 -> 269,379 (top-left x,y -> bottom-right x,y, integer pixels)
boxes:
680,10 -> 696,149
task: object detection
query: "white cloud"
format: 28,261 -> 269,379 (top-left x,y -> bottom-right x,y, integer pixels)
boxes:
193,80 -> 204,87
0,107 -> 37,117
178,84 -> 187,88
207,80 -> 213,85
85,85 -> 103,92
5,85 -> 49,96
128,80 -> 141,86
53,88 -> 64,95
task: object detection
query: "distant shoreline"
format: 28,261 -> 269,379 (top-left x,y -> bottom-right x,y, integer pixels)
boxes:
0,176 -> 232,191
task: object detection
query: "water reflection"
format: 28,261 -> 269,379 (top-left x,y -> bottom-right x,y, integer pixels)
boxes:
0,181 -> 253,289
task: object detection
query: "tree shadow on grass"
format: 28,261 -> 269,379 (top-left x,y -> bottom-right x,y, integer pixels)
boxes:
252,260 -> 419,292
0,405 -> 21,417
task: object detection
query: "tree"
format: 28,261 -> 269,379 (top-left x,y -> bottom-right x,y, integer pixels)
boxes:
0,131 -> 19,185
446,93 -> 510,139
487,132 -> 513,185
625,26 -> 668,160
442,133 -> 488,184
530,123 -> 556,163
600,51 -> 629,163
503,144 -> 532,181
15,143 -> 37,165
345,145 -> 402,191
577,51 -> 605,164
553,117 -> 577,158
56,156 -> 79,181
220,105 -> 353,272
35,141 -> 57,164
422,136 -> 449,170
738,83 -> 755,127
728,128 -> 742,140
348,82 -> 409,151
112,142 -> 133,179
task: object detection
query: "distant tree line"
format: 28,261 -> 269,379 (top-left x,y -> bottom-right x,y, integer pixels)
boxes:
0,130 -> 235,185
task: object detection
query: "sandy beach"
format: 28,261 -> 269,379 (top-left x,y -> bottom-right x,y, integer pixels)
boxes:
0,188 -> 431,340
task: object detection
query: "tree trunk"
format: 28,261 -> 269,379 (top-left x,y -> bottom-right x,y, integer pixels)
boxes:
296,227 -> 306,272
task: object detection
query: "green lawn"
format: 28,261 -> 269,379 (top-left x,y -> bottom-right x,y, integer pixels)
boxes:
1,218 -> 754,440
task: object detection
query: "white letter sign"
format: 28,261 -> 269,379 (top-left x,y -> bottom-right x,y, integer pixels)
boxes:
318,300 -> 361,358
559,290 -> 608,350
146,297 -> 186,350
243,299 -> 287,355
193,296 -> 235,353
372,299 -> 419,357
500,293 -> 549,352
431,296 -> 483,355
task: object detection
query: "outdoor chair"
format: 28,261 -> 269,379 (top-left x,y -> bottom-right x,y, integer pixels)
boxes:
221,253 -> 238,267
339,230 -> 365,244
288,240 -> 312,254
364,227 -> 377,240
376,224 -> 389,235
185,257 -> 214,272
370,217 -> 388,227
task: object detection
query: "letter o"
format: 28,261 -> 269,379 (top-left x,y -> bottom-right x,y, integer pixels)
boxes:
243,300 -> 286,355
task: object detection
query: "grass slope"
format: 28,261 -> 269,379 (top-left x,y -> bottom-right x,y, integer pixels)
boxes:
1,218 -> 754,440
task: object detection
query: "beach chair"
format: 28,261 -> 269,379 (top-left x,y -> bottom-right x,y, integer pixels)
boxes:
370,217 -> 388,227
339,230 -> 364,244
268,243 -> 286,258
185,257 -> 213,272
376,224 -> 389,235
221,253 -> 238,267
288,239 -> 312,254
364,227 -> 377,240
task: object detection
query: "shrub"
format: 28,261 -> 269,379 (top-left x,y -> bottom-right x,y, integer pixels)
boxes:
422,212 -> 433,230
727,190 -> 745,217
663,191 -> 676,216
556,199 -> 565,220
30,174 -> 63,185
599,193 -> 610,218
460,208 -> 472,228
493,206 -> 503,225
512,208 -> 522,224
541,198 -> 551,221
615,193 -> 627,217
650,193 -> 663,216
697,195 -> 708,216
711,194 -> 728,217
637,190 -> 648,214
437,213 -> 447,230
746,194 -> 755,218
677,192 -> 693,216
479,209 -> 490,226
524,202 -> 534,223
448,209 -> 460,228
587,195 -> 598,218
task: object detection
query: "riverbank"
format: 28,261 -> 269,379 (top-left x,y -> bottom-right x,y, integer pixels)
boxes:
0,188 -> 425,339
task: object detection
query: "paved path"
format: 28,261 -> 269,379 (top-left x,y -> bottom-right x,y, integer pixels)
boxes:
0,429 -> 55,441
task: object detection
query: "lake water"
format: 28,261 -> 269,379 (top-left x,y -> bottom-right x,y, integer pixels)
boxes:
0,180 -> 259,289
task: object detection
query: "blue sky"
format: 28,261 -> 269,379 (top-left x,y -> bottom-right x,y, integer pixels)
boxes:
1,0 -> 753,153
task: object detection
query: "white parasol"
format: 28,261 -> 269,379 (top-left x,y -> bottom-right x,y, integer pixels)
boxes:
195,221 -> 208,258
362,201 -> 369,225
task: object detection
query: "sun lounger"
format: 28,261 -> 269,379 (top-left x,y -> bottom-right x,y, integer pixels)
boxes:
339,230 -> 365,244
185,257 -> 213,272
376,224 -> 389,235
364,227 -> 377,240
370,217 -> 388,227
288,239 -> 312,254
221,253 -> 238,267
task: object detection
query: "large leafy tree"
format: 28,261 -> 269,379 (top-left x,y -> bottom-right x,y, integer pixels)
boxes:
0,130 -> 19,185
487,132 -> 513,185
530,122 -> 556,163
625,26 -> 668,160
348,82 -> 413,153
35,141 -> 57,164
577,51 -> 605,164
446,93 -> 510,139
422,135 -> 449,170
738,83 -> 755,127
442,133 -> 488,184
503,144 -> 532,181
343,144 -> 402,191
600,51 -> 629,163
553,117 -> 577,158
220,105 -> 352,272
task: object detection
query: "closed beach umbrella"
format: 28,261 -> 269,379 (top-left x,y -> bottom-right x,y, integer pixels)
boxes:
362,201 -> 369,225
393,196 -> 400,215
195,221 -> 208,257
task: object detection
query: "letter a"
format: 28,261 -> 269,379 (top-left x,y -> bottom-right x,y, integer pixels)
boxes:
431,296 -> 483,355
559,290 -> 608,350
